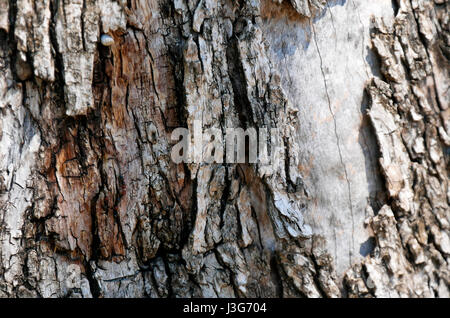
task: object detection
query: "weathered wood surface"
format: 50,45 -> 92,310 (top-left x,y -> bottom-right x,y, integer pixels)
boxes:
0,0 -> 448,297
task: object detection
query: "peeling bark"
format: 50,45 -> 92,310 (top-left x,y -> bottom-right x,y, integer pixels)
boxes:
0,0 -> 448,298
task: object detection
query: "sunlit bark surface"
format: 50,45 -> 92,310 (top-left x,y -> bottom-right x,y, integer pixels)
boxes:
0,0 -> 448,297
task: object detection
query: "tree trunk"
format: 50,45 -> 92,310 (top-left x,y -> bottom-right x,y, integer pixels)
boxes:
0,0 -> 448,298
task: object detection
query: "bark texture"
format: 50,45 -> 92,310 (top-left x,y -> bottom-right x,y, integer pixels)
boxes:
0,0 -> 448,298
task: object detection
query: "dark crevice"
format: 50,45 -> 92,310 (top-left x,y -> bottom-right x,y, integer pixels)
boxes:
83,260 -> 101,298
309,253 -> 328,298
226,35 -> 254,128
270,254 -> 283,297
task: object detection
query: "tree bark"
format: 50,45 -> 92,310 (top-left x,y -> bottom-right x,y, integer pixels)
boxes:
0,0 -> 448,298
